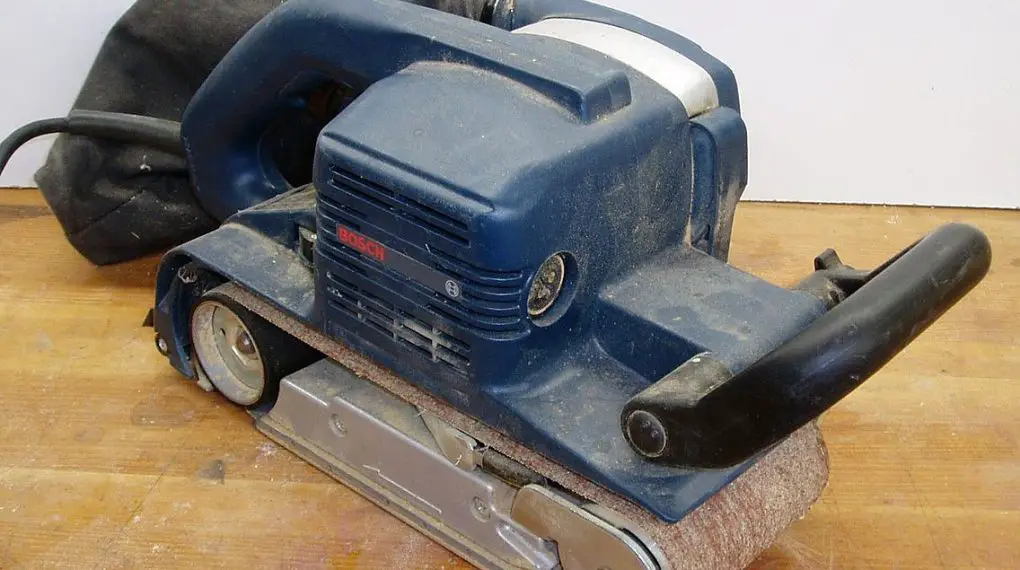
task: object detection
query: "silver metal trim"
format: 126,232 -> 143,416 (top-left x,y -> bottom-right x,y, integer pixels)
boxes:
422,410 -> 484,470
261,361 -> 557,569
511,485 -> 659,570
514,18 -> 720,117
583,503 -> 672,570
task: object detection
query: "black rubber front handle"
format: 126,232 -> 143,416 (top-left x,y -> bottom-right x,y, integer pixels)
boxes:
622,223 -> 992,469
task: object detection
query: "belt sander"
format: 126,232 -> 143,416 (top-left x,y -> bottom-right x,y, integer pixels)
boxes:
0,0 -> 992,568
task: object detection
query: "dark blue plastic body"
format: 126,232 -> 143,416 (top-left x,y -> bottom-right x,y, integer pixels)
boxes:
158,0 -> 827,522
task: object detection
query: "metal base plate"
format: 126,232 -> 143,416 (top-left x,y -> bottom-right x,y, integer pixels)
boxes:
255,360 -> 559,570
259,417 -> 515,570
254,359 -> 663,570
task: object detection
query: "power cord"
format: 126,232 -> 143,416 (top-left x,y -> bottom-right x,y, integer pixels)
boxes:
0,110 -> 184,177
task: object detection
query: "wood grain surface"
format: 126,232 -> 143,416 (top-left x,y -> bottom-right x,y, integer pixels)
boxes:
0,189 -> 1016,569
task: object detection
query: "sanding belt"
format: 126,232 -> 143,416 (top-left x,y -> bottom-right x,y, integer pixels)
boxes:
219,283 -> 830,569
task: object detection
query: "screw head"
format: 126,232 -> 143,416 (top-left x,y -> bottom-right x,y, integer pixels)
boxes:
177,266 -> 198,284
330,414 -> 347,437
233,330 -> 256,357
625,410 -> 668,458
155,336 -> 170,356
471,496 -> 491,521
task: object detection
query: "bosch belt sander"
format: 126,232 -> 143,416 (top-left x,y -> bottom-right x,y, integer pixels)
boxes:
1,0 -> 991,568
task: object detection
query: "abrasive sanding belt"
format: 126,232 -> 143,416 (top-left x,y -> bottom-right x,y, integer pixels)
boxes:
37,2 -> 830,566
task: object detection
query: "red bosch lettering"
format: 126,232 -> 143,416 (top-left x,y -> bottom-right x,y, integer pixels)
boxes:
338,226 -> 386,262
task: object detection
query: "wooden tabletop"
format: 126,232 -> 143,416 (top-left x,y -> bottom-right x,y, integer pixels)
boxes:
0,188 -> 1016,569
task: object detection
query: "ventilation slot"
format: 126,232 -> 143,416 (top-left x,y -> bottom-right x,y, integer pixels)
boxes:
325,273 -> 471,373
330,169 -> 470,246
319,192 -> 367,220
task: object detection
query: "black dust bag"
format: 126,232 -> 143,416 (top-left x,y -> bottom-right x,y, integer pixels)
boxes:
33,0 -> 489,265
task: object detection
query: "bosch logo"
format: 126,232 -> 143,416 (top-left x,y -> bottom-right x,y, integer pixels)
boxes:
338,226 -> 386,262
336,225 -> 464,300
445,280 -> 462,298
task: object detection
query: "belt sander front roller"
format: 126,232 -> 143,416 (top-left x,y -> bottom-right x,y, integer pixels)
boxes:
2,0 -> 987,567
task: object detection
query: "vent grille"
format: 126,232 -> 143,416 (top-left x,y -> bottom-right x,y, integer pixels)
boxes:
326,272 -> 471,373
330,169 -> 470,246
317,235 -> 524,331
318,166 -> 527,372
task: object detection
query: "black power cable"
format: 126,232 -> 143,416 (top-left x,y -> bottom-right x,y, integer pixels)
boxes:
0,110 -> 184,178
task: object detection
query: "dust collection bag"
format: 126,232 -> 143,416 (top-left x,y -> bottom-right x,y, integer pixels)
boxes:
35,0 -> 488,265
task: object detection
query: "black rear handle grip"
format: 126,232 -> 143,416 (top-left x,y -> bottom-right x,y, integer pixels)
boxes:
622,223 -> 992,469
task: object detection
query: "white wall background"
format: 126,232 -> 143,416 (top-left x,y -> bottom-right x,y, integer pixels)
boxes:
1,0 -> 1017,208
0,0 -> 137,188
